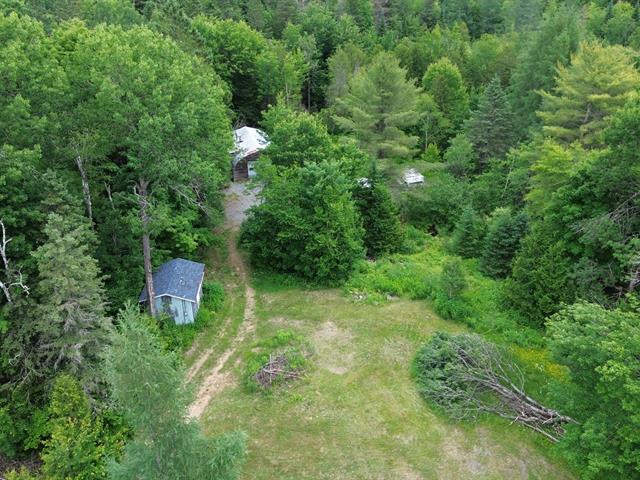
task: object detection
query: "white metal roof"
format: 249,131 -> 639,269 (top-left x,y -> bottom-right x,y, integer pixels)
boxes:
232,126 -> 270,165
403,168 -> 425,185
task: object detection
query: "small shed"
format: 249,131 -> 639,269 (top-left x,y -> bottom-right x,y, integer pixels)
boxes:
402,168 -> 425,186
231,126 -> 270,182
139,258 -> 205,325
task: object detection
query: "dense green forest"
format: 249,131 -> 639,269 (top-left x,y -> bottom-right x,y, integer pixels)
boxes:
1,0 -> 639,478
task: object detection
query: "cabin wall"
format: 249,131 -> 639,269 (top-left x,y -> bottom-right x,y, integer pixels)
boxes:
157,295 -> 197,324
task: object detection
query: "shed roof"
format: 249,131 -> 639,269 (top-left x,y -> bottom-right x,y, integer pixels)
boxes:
402,168 -> 425,185
139,258 -> 205,303
232,126 -> 270,166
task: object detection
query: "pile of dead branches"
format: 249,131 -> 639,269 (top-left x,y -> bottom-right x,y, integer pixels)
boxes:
414,332 -> 575,442
254,353 -> 302,388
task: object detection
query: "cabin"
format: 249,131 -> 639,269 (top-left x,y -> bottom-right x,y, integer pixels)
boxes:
138,258 -> 205,325
402,168 -> 425,186
231,126 -> 270,181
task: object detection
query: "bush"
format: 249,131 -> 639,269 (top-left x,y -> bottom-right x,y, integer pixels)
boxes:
399,171 -> 466,232
153,281 -> 225,352
240,162 -> 365,284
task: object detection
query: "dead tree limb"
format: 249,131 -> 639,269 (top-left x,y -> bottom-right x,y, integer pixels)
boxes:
0,220 -> 29,304
415,332 -> 575,442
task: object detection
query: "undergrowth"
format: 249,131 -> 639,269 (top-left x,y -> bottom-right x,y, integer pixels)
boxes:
154,281 -> 226,351
346,235 -> 543,348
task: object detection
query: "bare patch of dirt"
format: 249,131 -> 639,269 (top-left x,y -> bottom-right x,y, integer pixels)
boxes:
312,321 -> 354,376
188,185 -> 258,419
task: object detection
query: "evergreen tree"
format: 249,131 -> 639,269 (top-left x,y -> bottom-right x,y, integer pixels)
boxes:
41,374 -> 107,480
537,41 -> 640,148
504,226 -> 574,326
508,2 -> 581,136
105,306 -> 246,480
352,174 -> 402,258
480,208 -> 527,278
465,76 -> 515,168
440,258 -> 467,300
450,204 -> 485,258
333,51 -> 422,160
422,57 -> 469,142
32,211 -> 113,395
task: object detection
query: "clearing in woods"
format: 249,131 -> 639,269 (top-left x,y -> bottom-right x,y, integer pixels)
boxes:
185,183 -> 573,479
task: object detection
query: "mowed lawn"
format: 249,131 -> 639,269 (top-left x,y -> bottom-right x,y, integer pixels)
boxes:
197,273 -> 573,480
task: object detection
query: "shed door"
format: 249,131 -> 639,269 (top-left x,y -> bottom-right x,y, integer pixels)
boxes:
248,161 -> 257,178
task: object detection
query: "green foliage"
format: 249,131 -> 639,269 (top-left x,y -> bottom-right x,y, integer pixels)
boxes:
242,330 -> 310,392
548,303 -> 640,479
333,51 -> 422,160
41,374 -> 107,480
479,208 -> 526,278
422,57 -> 469,140
439,258 -> 467,299
191,16 -> 266,122
465,76 -> 515,167
346,238 -> 542,346
241,162 -> 364,284
508,1 -> 581,136
104,305 -> 246,480
443,133 -> 475,177
352,176 -> 402,258
399,171 -> 466,232
29,212 -> 113,395
450,204 -> 485,258
504,226 -> 574,327
537,41 -> 640,148
261,103 -> 335,168
256,40 -> 307,108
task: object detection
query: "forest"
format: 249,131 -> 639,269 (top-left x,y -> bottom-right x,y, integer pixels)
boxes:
0,0 -> 639,478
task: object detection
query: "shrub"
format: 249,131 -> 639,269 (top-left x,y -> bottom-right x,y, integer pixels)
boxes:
240,162 -> 364,284
153,281 -> 225,352
399,171 -> 466,232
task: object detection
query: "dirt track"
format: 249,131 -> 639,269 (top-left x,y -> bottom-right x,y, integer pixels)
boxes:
187,183 -> 259,419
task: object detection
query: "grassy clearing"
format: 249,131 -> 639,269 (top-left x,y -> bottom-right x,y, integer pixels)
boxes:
197,269 -> 573,479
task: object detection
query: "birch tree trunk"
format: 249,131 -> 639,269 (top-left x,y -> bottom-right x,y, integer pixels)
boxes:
137,179 -> 156,317
75,154 -> 93,224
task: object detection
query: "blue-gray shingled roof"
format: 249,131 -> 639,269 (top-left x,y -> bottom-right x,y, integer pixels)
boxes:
139,258 -> 205,303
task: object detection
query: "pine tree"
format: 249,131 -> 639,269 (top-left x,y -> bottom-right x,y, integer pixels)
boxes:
465,76 -> 515,168
352,174 -> 402,258
333,51 -> 422,160
422,57 -> 469,141
105,306 -> 246,480
480,208 -> 527,278
537,41 -> 640,148
32,211 -> 113,395
450,205 -> 485,258
440,258 -> 467,300
508,2 -> 581,136
41,374 -> 107,480
504,227 -> 574,326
